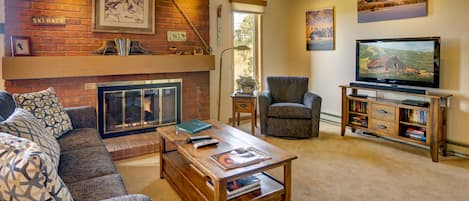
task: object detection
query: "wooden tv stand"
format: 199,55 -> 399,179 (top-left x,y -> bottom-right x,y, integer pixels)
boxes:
339,85 -> 452,162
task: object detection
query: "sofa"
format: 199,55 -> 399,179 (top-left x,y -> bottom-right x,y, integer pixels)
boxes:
0,91 -> 152,201
259,76 -> 322,138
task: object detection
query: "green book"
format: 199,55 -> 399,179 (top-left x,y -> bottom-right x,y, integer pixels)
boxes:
176,120 -> 212,134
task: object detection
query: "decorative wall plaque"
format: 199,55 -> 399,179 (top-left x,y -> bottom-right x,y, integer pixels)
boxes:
32,16 -> 66,26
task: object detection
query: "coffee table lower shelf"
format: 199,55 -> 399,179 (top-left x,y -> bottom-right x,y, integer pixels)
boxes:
162,151 -> 285,201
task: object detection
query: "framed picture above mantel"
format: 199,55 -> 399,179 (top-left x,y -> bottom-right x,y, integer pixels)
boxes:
92,0 -> 155,35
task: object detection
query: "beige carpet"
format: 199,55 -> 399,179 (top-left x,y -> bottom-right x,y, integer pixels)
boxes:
116,122 -> 469,201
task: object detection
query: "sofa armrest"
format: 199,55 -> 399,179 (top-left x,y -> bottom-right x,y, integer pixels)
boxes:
101,194 -> 152,201
258,91 -> 272,134
65,106 -> 97,129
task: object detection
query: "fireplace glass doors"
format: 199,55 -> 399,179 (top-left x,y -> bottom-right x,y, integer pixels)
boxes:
97,79 -> 181,138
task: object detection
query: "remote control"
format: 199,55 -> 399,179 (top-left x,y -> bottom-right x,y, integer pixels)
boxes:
193,139 -> 219,149
185,135 -> 212,144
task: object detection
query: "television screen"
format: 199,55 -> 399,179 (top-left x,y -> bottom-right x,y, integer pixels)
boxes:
356,37 -> 440,88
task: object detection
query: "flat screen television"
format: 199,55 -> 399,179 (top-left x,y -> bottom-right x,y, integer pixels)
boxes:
356,37 -> 440,88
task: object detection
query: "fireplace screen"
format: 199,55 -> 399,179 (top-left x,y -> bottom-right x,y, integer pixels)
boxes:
97,80 -> 181,138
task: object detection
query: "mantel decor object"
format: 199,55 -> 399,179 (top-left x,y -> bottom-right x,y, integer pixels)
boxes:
91,39 -> 151,55
10,36 -> 32,56
92,0 -> 155,34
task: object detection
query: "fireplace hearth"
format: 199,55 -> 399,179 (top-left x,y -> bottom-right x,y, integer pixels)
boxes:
97,79 -> 182,138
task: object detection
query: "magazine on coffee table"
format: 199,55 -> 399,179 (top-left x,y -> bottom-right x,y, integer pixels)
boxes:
211,147 -> 271,170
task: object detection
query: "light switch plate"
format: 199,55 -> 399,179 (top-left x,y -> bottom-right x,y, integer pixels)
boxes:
167,31 -> 187,42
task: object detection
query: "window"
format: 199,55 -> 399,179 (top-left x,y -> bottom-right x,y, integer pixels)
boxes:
233,12 -> 261,91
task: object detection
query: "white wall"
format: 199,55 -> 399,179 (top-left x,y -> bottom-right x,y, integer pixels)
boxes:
0,0 -> 4,90
288,0 -> 469,145
209,0 -> 290,122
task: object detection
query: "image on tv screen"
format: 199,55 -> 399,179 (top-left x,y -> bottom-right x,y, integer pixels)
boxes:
358,40 -> 435,83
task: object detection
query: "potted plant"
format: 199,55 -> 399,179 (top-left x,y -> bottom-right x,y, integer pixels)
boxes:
236,75 -> 257,94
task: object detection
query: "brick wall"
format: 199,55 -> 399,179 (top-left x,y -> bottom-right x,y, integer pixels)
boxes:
4,0 -> 209,56
4,72 -> 210,121
4,0 -> 211,120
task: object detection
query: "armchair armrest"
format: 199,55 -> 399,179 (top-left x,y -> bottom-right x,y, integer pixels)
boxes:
101,194 -> 152,201
258,91 -> 272,134
65,106 -> 97,129
304,92 -> 322,137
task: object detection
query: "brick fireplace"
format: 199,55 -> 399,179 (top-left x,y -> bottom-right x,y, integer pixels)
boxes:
4,72 -> 210,123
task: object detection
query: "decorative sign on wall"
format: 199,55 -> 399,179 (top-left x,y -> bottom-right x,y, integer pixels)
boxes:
357,0 -> 428,23
306,7 -> 335,51
32,16 -> 66,26
167,31 -> 187,42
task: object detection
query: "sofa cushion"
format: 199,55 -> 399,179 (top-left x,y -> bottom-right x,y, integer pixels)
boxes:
59,146 -> 117,184
0,133 -> 73,201
268,103 -> 312,119
267,76 -> 308,104
14,87 -> 73,138
67,174 -> 127,201
58,128 -> 103,153
0,108 -> 61,169
0,91 -> 16,121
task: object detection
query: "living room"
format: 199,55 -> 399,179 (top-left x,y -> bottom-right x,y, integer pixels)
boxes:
1,0 -> 469,201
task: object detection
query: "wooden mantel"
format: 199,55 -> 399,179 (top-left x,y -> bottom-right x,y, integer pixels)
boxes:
2,55 -> 215,80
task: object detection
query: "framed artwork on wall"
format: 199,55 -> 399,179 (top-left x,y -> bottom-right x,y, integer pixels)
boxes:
92,0 -> 155,34
358,0 -> 428,23
10,36 -> 32,56
306,7 -> 335,51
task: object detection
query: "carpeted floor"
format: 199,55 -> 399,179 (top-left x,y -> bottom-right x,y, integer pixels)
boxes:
115,122 -> 469,201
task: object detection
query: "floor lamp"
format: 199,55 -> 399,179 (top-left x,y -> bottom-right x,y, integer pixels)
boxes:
217,45 -> 250,121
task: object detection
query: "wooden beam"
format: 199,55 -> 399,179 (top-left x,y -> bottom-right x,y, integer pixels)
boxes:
229,0 -> 267,6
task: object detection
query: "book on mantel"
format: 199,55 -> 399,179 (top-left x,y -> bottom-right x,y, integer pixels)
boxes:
175,120 -> 212,134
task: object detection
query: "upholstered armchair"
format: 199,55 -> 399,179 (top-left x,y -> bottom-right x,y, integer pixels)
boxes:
259,76 -> 322,138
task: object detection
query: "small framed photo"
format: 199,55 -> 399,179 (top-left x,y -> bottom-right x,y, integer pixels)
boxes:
10,36 -> 32,56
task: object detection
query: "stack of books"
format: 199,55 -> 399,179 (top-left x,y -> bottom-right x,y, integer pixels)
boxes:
349,114 -> 368,127
403,128 -> 426,142
349,100 -> 368,113
402,109 -> 427,125
208,175 -> 261,200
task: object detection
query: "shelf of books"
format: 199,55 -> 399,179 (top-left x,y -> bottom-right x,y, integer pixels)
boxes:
398,108 -> 428,144
349,99 -> 368,115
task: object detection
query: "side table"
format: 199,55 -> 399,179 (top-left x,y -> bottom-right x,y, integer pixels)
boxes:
231,92 -> 257,134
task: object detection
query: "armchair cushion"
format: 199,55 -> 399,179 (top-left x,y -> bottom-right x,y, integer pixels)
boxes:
267,76 -> 308,104
268,103 -> 312,119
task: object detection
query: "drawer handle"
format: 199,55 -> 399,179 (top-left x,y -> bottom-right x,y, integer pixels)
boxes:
377,109 -> 388,114
190,164 -> 206,177
378,125 -> 387,129
239,104 -> 247,108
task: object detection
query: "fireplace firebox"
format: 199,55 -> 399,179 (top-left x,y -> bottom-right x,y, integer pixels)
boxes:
97,79 -> 182,138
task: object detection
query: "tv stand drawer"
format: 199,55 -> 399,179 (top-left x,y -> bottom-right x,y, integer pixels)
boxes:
371,103 -> 395,121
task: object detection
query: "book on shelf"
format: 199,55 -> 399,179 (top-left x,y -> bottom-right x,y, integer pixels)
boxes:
175,120 -> 212,134
402,109 -> 427,125
403,128 -> 426,142
211,147 -> 271,170
208,175 -> 261,199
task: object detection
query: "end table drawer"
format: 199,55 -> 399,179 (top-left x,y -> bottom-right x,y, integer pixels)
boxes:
235,102 -> 253,112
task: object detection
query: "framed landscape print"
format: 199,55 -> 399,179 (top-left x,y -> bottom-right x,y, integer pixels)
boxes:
358,0 -> 427,23
306,8 -> 335,51
10,36 -> 32,56
93,0 -> 155,34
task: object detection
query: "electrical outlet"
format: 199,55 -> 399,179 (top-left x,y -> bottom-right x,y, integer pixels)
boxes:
167,31 -> 187,42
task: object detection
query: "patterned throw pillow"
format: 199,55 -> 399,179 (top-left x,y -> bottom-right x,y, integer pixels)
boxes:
0,133 -> 74,201
14,87 -> 73,138
0,108 -> 61,169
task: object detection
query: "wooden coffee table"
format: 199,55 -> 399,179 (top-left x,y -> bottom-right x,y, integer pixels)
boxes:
158,121 -> 297,201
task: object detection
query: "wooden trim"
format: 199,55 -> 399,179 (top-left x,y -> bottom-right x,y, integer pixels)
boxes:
229,0 -> 267,6
2,55 -> 215,80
